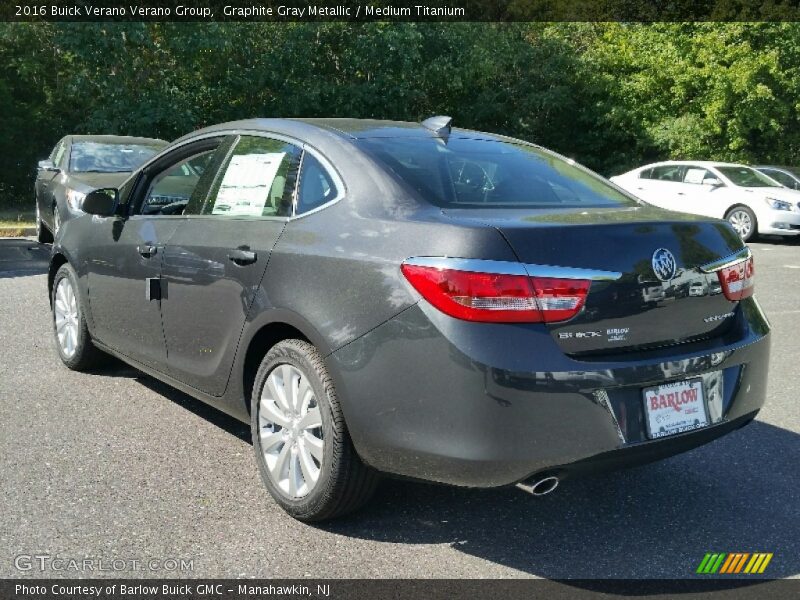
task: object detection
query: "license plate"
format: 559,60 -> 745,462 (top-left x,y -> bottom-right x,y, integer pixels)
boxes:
643,378 -> 708,439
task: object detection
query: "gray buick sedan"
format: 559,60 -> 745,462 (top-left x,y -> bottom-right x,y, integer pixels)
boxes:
49,117 -> 770,521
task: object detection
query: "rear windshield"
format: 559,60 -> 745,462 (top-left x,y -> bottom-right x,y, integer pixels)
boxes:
70,142 -> 165,173
357,137 -> 638,209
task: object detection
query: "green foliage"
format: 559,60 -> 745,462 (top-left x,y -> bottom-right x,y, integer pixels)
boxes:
2,22 -> 800,208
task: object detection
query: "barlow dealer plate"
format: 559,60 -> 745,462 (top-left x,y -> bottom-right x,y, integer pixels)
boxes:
643,378 -> 709,439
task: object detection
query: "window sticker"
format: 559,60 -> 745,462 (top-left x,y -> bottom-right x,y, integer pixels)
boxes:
684,168 -> 707,184
212,152 -> 285,216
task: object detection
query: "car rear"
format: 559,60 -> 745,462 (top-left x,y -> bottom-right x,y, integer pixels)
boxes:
329,133 -> 770,488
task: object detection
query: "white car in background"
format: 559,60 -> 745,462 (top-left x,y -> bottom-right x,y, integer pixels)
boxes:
610,161 -> 800,241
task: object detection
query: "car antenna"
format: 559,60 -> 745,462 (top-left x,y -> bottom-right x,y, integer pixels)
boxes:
421,115 -> 452,140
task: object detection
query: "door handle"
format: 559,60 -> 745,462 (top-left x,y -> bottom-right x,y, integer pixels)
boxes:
137,244 -> 158,258
228,248 -> 257,266
677,192 -> 686,196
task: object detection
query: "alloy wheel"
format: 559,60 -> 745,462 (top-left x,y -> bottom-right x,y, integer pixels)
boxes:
258,364 -> 324,498
728,210 -> 752,239
54,277 -> 79,358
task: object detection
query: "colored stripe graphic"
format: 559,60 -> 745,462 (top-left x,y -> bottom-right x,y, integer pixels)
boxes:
719,553 -> 751,574
700,553 -> 773,574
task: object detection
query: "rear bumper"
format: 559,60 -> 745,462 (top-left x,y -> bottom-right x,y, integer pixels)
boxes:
329,298 -> 771,487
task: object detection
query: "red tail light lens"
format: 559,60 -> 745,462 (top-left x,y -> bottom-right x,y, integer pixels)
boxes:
717,256 -> 755,301
400,264 -> 590,323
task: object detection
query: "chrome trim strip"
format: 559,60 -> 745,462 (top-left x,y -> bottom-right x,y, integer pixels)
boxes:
524,263 -> 622,281
402,257 -> 527,276
699,247 -> 751,273
402,257 -> 622,281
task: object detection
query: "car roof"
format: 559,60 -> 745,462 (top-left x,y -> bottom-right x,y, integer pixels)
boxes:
754,165 -> 800,172
171,117 -> 503,146
636,160 -> 750,170
69,134 -> 168,145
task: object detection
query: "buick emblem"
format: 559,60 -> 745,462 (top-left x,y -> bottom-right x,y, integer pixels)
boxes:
651,248 -> 677,281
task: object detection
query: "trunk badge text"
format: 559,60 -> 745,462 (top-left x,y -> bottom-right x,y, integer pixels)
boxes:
559,327 -> 630,342
704,312 -> 735,323
652,248 -> 678,281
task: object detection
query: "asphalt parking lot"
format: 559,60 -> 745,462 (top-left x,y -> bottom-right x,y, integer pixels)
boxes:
0,236 -> 798,579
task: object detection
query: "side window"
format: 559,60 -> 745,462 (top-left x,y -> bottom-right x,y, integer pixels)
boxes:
52,141 -> 67,169
763,169 -> 798,189
140,149 -> 218,216
638,167 -> 653,179
683,167 -> 712,185
649,165 -> 685,182
296,153 -> 339,214
203,136 -> 302,218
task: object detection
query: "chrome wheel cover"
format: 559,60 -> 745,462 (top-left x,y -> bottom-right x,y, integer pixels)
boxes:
54,277 -> 79,358
258,364 -> 324,498
728,210 -> 752,239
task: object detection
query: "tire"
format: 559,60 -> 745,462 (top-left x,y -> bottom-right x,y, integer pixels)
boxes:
36,203 -> 53,244
251,339 -> 378,521
51,263 -> 106,371
725,206 -> 758,242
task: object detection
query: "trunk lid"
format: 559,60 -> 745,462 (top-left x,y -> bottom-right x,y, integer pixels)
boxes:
442,206 -> 745,355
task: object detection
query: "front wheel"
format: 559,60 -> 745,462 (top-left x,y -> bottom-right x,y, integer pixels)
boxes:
726,206 -> 757,242
251,339 -> 378,521
52,264 -> 106,370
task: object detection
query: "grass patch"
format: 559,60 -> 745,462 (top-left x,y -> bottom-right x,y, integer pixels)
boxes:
0,209 -> 36,228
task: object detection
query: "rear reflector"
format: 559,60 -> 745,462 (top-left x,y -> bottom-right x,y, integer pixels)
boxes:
717,256 -> 754,301
400,263 -> 590,323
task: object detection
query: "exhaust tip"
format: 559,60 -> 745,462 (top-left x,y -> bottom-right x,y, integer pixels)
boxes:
516,475 -> 560,497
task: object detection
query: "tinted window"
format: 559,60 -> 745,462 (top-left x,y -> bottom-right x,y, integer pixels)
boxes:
760,169 -> 798,189
644,165 -> 685,182
141,150 -> 217,216
203,136 -> 302,218
358,137 -> 637,209
715,166 -> 778,188
296,153 -> 339,214
70,142 -> 164,173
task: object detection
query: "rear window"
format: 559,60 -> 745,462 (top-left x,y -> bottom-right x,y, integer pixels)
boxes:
70,142 -> 165,173
358,137 -> 638,209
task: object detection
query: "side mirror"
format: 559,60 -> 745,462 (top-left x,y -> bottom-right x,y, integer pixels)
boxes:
38,159 -> 59,172
703,178 -> 723,187
82,188 -> 118,217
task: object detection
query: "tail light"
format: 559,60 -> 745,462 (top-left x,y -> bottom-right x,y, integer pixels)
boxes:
400,263 -> 590,323
717,256 -> 755,301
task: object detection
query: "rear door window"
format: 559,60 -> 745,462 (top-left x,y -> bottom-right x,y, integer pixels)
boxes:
644,165 -> 686,182
203,136 -> 302,218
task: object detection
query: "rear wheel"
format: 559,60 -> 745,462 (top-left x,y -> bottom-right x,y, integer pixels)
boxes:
36,204 -> 53,243
726,206 -> 757,241
52,264 -> 106,370
251,339 -> 378,521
